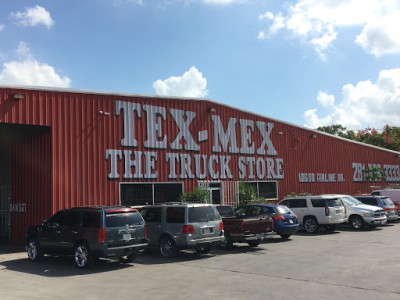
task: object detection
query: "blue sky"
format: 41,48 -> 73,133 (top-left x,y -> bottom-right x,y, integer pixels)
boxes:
1,0 -> 400,131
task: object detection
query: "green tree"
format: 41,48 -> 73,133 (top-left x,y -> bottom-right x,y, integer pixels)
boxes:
317,124 -> 400,152
178,187 -> 210,203
317,124 -> 347,136
238,182 -> 256,205
363,166 -> 386,182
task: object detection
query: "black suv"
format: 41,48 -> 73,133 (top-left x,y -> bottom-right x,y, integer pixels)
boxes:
25,206 -> 148,268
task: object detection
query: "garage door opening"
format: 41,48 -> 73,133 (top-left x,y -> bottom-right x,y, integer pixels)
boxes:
0,123 -> 51,244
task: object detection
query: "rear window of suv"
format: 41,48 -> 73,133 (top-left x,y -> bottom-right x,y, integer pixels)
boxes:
106,211 -> 144,227
189,206 -> 221,222
166,207 -> 185,223
327,199 -> 343,207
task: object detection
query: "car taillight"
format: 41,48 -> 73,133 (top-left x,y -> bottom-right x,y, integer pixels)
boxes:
145,224 -> 148,239
325,205 -> 330,216
181,225 -> 194,234
98,228 -> 106,244
384,207 -> 390,211
273,215 -> 285,221
219,221 -> 224,231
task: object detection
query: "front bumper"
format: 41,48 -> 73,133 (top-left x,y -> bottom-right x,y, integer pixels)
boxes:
364,216 -> 387,226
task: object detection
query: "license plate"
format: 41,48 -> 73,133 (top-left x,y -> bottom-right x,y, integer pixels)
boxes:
202,228 -> 213,234
123,234 -> 131,241
336,210 -> 340,214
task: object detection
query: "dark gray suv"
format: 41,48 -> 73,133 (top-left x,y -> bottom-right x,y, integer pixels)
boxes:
25,206 -> 148,268
139,203 -> 224,257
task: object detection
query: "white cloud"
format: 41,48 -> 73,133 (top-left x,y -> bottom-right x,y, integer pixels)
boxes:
0,24 -> 4,31
259,0 -> 400,58
153,66 -> 208,98
11,5 -> 54,29
317,91 -> 335,107
304,68 -> 400,129
0,42 -> 71,87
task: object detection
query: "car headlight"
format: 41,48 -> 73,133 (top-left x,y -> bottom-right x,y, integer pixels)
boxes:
363,212 -> 373,217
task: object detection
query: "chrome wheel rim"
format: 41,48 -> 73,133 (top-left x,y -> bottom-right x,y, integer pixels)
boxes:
352,218 -> 363,229
160,239 -> 173,257
74,245 -> 88,268
27,241 -> 37,260
305,219 -> 317,232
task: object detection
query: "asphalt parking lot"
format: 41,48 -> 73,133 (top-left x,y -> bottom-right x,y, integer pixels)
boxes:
1,222 -> 399,300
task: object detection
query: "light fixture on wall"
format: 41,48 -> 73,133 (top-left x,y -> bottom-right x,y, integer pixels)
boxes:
207,107 -> 216,113
310,134 -> 317,139
98,110 -> 111,116
13,93 -> 24,100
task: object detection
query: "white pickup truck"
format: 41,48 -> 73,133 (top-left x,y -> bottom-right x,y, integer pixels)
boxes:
339,195 -> 387,229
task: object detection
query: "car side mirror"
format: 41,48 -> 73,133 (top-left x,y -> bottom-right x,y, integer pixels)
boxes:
42,220 -> 49,227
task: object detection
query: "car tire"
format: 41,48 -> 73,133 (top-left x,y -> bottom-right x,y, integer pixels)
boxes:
159,236 -> 178,258
196,245 -> 212,254
26,239 -> 44,261
247,239 -> 261,247
220,231 -> 233,250
350,215 -> 365,230
304,217 -> 319,233
280,233 -> 291,239
120,253 -> 137,263
74,242 -> 93,269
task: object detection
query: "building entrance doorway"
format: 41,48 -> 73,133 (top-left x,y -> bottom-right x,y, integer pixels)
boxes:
0,123 -> 51,243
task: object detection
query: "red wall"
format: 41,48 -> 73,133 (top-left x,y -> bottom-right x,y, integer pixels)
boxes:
11,133 -> 51,244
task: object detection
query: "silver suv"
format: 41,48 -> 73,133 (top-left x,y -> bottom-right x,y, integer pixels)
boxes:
139,203 -> 224,257
278,195 -> 346,233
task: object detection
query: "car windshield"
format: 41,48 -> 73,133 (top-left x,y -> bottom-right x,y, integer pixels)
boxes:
189,206 -> 221,222
327,199 -> 343,207
381,197 -> 394,206
341,196 -> 362,206
276,205 -> 293,214
106,211 -> 144,227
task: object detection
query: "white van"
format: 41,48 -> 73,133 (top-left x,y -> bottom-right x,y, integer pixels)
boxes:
371,189 -> 400,212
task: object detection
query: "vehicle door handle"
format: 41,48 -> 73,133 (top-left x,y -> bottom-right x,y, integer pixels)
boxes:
56,230 -> 61,234
72,231 -> 78,234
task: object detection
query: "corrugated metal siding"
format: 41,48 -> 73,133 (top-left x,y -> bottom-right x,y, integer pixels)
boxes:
1,86 -> 400,244
11,133 -> 51,244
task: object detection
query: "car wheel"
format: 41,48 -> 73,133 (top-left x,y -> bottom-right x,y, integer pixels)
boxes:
120,253 -> 137,263
196,245 -> 212,254
74,242 -> 93,269
220,231 -> 233,250
159,236 -> 178,258
26,239 -> 43,261
325,225 -> 336,231
304,217 -> 319,233
280,233 -> 291,239
247,239 -> 261,247
350,215 -> 364,230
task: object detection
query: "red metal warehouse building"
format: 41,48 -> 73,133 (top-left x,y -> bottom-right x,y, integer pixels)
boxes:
1,85 -> 400,244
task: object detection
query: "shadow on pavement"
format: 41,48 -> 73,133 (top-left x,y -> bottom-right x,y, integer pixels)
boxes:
0,254 -> 135,277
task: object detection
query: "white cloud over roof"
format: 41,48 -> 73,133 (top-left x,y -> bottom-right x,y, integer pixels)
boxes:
259,0 -> 400,58
10,5 -> 54,29
0,42 -> 70,87
153,66 -> 208,98
304,68 -> 400,129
